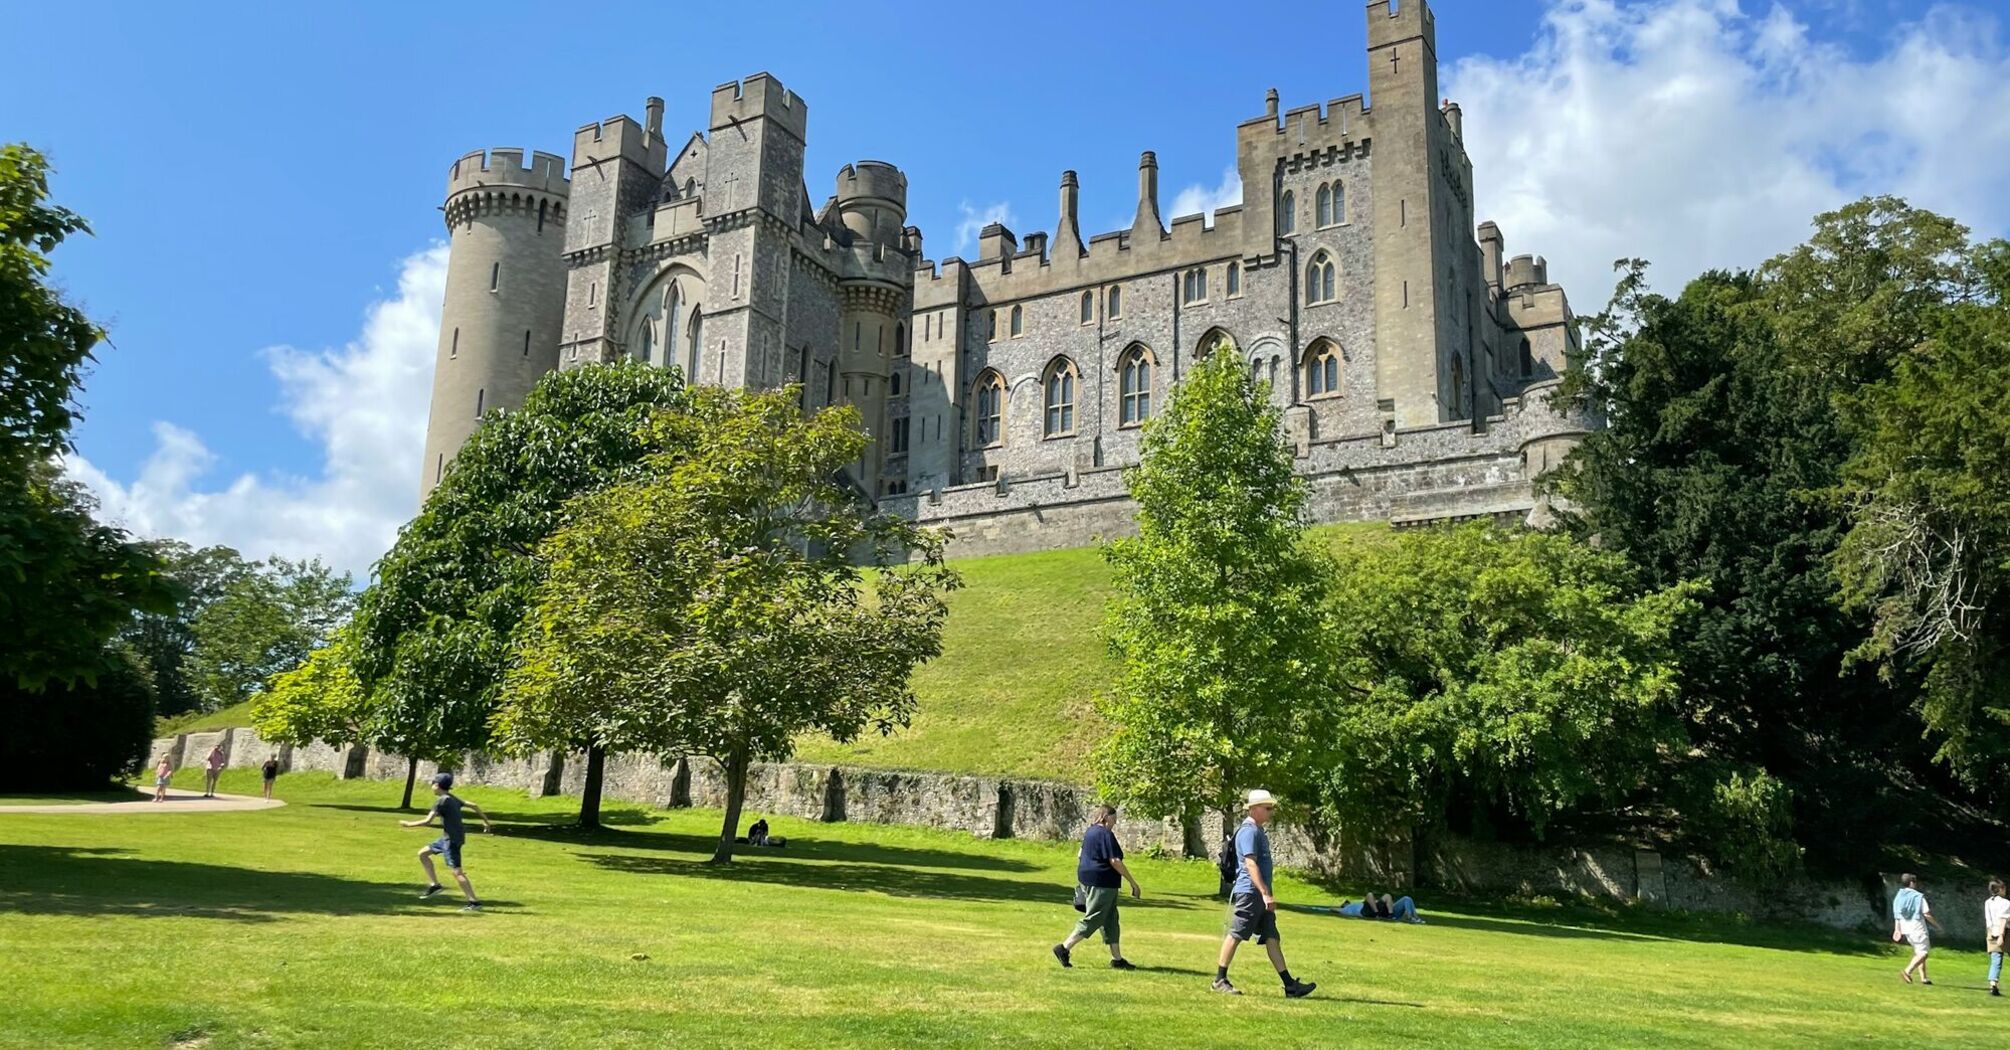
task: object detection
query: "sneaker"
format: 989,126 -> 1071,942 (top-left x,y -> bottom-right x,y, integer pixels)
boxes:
420,884 -> 444,899
1991,985 -> 2001,997
1051,944 -> 1071,968
1110,958 -> 1137,971
1211,978 -> 1241,995
462,902 -> 482,912
1284,979 -> 1318,999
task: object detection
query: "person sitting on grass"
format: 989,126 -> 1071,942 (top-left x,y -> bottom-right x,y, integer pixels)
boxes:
400,772 -> 492,912
748,817 -> 769,846
1892,872 -> 1942,985
1053,804 -> 1142,971
1337,893 -> 1425,924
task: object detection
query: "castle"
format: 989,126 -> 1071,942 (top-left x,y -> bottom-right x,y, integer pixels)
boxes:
420,0 -> 1594,556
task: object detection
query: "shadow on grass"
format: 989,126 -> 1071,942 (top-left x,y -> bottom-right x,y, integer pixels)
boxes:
0,844 -> 503,922
309,802 -> 664,828
505,821 -> 1042,874
580,852 -> 1194,910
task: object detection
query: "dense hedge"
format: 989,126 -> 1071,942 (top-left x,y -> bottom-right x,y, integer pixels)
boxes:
0,651 -> 154,791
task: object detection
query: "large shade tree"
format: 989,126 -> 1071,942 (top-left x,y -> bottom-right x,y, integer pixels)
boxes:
350,361 -> 688,811
498,385 -> 958,860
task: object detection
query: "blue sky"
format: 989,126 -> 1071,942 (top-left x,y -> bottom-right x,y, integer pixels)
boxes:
10,1 -> 2009,576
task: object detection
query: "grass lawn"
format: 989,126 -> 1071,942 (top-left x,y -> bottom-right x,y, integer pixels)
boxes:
0,789 -> 144,806
2,771 -> 2001,1049
157,699 -> 258,737
795,522 -> 1390,780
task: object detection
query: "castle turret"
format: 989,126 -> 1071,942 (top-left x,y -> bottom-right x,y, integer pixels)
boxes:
835,160 -> 911,492
421,148 -> 569,497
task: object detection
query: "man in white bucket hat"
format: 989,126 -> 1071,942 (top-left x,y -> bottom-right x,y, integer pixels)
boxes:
1212,789 -> 1315,997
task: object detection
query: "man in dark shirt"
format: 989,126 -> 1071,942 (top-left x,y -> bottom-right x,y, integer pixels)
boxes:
400,772 -> 492,911
1052,804 -> 1142,970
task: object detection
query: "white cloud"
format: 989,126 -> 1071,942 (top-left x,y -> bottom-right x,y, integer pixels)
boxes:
1448,0 -> 2010,305
952,200 -> 1017,256
67,245 -> 447,581
1170,166 -> 1243,224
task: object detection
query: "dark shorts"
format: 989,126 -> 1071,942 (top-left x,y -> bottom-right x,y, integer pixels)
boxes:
1227,892 -> 1280,943
427,836 -> 464,869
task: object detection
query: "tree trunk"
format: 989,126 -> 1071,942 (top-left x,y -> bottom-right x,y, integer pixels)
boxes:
1216,804 -> 1238,898
578,745 -> 606,829
709,749 -> 749,864
399,755 -> 419,810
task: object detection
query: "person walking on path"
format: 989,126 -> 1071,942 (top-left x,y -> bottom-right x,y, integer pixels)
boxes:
152,753 -> 173,803
400,772 -> 492,911
1893,873 -> 1943,985
260,756 -> 279,800
1053,804 -> 1142,971
1212,790 -> 1315,998
1985,878 -> 2008,997
201,743 -> 225,798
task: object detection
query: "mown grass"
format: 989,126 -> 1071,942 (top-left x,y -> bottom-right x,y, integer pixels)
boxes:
1,770 -> 2002,1049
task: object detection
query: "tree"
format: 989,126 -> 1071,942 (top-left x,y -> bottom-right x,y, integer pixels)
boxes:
1833,238 -> 2010,804
0,645 -> 155,792
1552,198 -> 1994,866
1091,348 -> 1333,888
252,625 -> 371,755
497,385 -> 957,856
351,361 -> 687,813
120,542 -> 253,716
1315,523 -> 1700,842
0,144 -> 173,693
187,557 -> 353,711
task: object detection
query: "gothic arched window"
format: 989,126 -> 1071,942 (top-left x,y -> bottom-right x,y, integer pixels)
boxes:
1519,337 -> 1534,377
1226,261 -> 1240,296
1044,358 -> 1079,436
1108,285 -> 1123,318
974,371 -> 1005,446
1330,180 -> 1346,224
1305,341 -> 1342,398
1080,290 -> 1094,325
1010,305 -> 1024,337
1279,190 -> 1296,235
639,320 -> 654,364
1118,345 -> 1153,426
1307,252 -> 1337,304
1316,184 -> 1332,227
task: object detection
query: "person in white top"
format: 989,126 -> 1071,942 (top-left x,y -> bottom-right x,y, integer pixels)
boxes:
1984,878 -> 2008,998
1891,873 -> 1942,985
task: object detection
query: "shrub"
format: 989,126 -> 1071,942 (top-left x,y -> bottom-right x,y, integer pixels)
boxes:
0,647 -> 155,791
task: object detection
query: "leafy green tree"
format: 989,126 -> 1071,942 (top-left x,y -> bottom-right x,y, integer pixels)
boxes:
0,645 -> 155,791
1315,523 -> 1700,842
187,557 -> 353,711
1833,238 -> 2010,803
0,144 -> 172,693
253,625 -> 371,750
1092,348 -> 1333,885
1553,197 -> 1993,866
120,542 -> 253,716
351,361 -> 687,813
498,385 -> 957,853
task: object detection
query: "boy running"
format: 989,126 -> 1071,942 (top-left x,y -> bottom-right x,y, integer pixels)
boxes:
400,772 -> 492,911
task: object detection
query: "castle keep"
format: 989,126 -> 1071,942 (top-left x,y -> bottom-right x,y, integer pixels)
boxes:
421,0 -> 1593,554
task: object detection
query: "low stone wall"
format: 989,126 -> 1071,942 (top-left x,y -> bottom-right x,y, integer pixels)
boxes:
143,732 -> 1984,944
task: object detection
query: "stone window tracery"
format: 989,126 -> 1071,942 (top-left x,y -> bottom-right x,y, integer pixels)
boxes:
1305,340 -> 1342,398
1043,358 -> 1078,436
1307,252 -> 1337,304
1119,345 -> 1153,427
974,371 -> 1005,446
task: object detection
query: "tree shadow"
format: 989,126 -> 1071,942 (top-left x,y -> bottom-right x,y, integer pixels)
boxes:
580,852 -> 1194,910
0,844 -> 500,922
508,822 -> 1042,874
1294,900 -> 1882,957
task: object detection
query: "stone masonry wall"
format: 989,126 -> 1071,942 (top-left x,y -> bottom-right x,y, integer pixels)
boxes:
149,729 -> 1968,943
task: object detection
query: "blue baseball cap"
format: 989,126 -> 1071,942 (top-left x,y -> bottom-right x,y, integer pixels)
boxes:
432,772 -> 454,789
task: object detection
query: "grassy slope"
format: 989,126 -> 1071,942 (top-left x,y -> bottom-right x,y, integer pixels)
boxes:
156,699 -> 257,737
1,770 -> 2001,1049
796,523 -> 1388,781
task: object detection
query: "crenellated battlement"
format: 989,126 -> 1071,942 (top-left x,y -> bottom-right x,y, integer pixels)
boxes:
837,160 -> 907,207
1238,94 -> 1372,163
710,72 -> 808,141
447,148 -> 570,200
1367,0 -> 1436,51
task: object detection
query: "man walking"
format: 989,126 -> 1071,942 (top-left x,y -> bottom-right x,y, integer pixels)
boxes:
400,772 -> 493,911
1892,872 -> 1942,985
1053,804 -> 1142,971
1213,789 -> 1315,998
201,742 -> 225,798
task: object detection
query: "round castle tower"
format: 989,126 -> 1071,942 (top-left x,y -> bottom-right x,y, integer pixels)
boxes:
420,148 -> 570,498
834,161 -> 910,492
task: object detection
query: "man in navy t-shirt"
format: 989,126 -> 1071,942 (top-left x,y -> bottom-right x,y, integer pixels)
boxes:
1052,804 -> 1142,970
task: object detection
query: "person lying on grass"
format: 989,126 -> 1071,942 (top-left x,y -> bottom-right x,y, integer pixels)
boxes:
400,772 -> 492,912
1335,893 -> 1425,924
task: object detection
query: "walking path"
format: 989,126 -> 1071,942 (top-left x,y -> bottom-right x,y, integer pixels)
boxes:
0,787 -> 285,815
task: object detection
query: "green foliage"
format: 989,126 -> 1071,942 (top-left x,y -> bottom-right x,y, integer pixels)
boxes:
499,385 -> 958,857
350,361 -> 688,772
1093,348 -> 1333,826
1317,523 -> 1699,836
1833,237 -> 2010,799
186,557 -> 353,711
118,541 -> 254,716
0,143 -> 99,474
0,645 -> 154,791
252,626 -> 370,749
1690,768 -> 1804,887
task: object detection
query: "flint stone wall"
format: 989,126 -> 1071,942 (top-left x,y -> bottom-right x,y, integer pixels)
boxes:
187,739 -> 1978,944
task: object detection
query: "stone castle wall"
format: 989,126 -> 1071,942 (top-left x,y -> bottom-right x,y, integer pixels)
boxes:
147,727 -> 1976,944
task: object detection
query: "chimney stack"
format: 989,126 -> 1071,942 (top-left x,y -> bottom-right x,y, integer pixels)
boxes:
1133,151 -> 1163,236
1265,87 -> 1280,120
1057,170 -> 1083,257
644,96 -> 665,147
